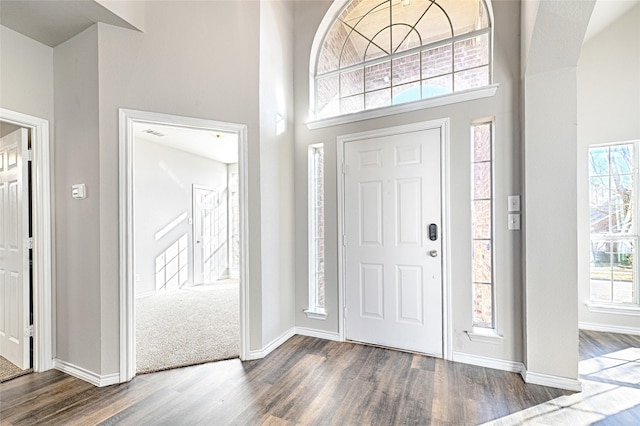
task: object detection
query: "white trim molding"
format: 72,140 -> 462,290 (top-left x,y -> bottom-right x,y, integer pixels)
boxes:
523,371 -> 583,392
585,303 -> 640,317
452,352 -> 525,374
0,108 -> 53,373
303,309 -> 327,320
579,321 -> 640,336
246,328 -> 296,361
464,329 -> 505,344
307,86 -> 499,130
54,359 -> 120,387
118,109 -> 250,383
306,0 -> 497,128
453,352 -> 583,392
295,327 -> 342,342
336,118 -> 452,360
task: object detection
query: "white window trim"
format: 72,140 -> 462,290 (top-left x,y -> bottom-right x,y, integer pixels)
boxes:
307,0 -> 497,127
307,143 -> 326,319
588,140 -> 640,309
586,303 -> 640,316
465,327 -> 504,344
471,119 -> 497,331
307,85 -> 498,130
304,309 -> 327,320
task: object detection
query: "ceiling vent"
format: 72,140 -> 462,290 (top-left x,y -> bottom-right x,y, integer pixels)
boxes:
142,129 -> 165,137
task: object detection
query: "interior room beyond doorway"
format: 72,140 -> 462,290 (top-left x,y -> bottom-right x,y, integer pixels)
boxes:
133,122 -> 240,373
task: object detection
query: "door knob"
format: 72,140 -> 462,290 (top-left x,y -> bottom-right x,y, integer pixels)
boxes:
428,250 -> 438,257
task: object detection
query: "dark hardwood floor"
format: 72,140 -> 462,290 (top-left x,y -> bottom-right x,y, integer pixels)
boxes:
1,332 -> 638,425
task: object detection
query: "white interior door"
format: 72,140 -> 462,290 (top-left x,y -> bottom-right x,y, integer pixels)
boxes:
193,184 -> 227,284
0,128 -> 30,369
344,127 -> 443,356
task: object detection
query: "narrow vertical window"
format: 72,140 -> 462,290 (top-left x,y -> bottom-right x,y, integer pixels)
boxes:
589,143 -> 638,307
307,144 -> 326,317
471,121 -> 494,329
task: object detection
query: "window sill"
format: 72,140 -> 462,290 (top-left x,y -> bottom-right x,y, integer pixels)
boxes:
304,309 -> 327,320
465,327 -> 504,344
586,303 -> 640,316
306,84 -> 499,130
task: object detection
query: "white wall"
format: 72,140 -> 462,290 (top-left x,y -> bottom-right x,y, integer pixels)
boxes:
0,25 -> 54,121
53,25 -> 101,373
134,138 -> 229,296
577,3 -> 640,332
293,0 -> 524,362
259,0 -> 296,347
521,0 -> 594,384
50,0 -> 265,376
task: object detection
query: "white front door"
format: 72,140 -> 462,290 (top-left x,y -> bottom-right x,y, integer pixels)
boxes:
344,127 -> 443,356
0,128 -> 30,369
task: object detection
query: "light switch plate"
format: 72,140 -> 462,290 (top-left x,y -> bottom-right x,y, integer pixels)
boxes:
71,183 -> 86,199
508,213 -> 521,230
508,195 -> 520,212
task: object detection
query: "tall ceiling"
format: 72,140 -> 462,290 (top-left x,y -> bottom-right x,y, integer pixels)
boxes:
2,0 -> 636,49
584,0 -> 639,42
0,0 -> 140,47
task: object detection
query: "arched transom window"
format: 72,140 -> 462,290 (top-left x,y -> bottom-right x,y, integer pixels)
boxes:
314,0 -> 492,119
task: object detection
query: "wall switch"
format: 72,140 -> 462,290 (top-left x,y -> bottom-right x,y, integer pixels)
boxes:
71,184 -> 86,199
508,213 -> 521,230
508,195 -> 520,212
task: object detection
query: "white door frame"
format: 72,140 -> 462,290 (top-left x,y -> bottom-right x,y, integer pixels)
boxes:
0,108 -> 54,372
118,109 -> 250,383
336,118 -> 453,360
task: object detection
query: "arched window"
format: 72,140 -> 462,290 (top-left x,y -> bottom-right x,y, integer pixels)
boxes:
313,0 -> 492,119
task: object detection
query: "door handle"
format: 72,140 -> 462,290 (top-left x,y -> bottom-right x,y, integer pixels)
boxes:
428,250 -> 438,257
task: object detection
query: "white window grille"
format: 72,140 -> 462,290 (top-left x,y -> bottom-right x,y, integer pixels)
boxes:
471,121 -> 494,328
308,144 -> 326,316
314,0 -> 492,120
589,142 -> 639,308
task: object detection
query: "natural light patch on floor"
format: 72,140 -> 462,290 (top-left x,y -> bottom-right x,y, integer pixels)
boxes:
484,347 -> 640,424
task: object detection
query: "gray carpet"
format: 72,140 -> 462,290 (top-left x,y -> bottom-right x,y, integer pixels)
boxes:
136,281 -> 239,374
0,356 -> 31,383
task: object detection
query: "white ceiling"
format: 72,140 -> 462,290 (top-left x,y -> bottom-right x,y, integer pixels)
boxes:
134,123 -> 239,165
584,0 -> 639,42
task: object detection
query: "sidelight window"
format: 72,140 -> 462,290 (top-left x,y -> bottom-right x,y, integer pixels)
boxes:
307,144 -> 326,317
471,121 -> 494,329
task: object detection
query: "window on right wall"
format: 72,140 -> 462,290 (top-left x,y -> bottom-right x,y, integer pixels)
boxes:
589,142 -> 639,309
471,120 -> 494,329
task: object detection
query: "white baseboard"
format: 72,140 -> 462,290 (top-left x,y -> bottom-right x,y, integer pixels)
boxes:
245,328 -> 296,361
54,359 -> 120,387
523,371 -> 582,392
294,326 -> 342,342
452,352 -> 525,374
579,321 -> 640,336
452,352 -> 582,392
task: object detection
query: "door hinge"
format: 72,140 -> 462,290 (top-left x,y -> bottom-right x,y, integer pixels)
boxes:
343,234 -> 347,246
25,325 -> 33,338
344,307 -> 347,319
26,237 -> 33,250
27,149 -> 33,162
342,162 -> 346,175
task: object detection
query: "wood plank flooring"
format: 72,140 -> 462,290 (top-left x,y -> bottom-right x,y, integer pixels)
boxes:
1,332 -> 637,425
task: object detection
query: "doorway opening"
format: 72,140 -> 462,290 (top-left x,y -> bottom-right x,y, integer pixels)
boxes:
0,109 -> 53,380
119,109 -> 249,382
336,119 -> 452,359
